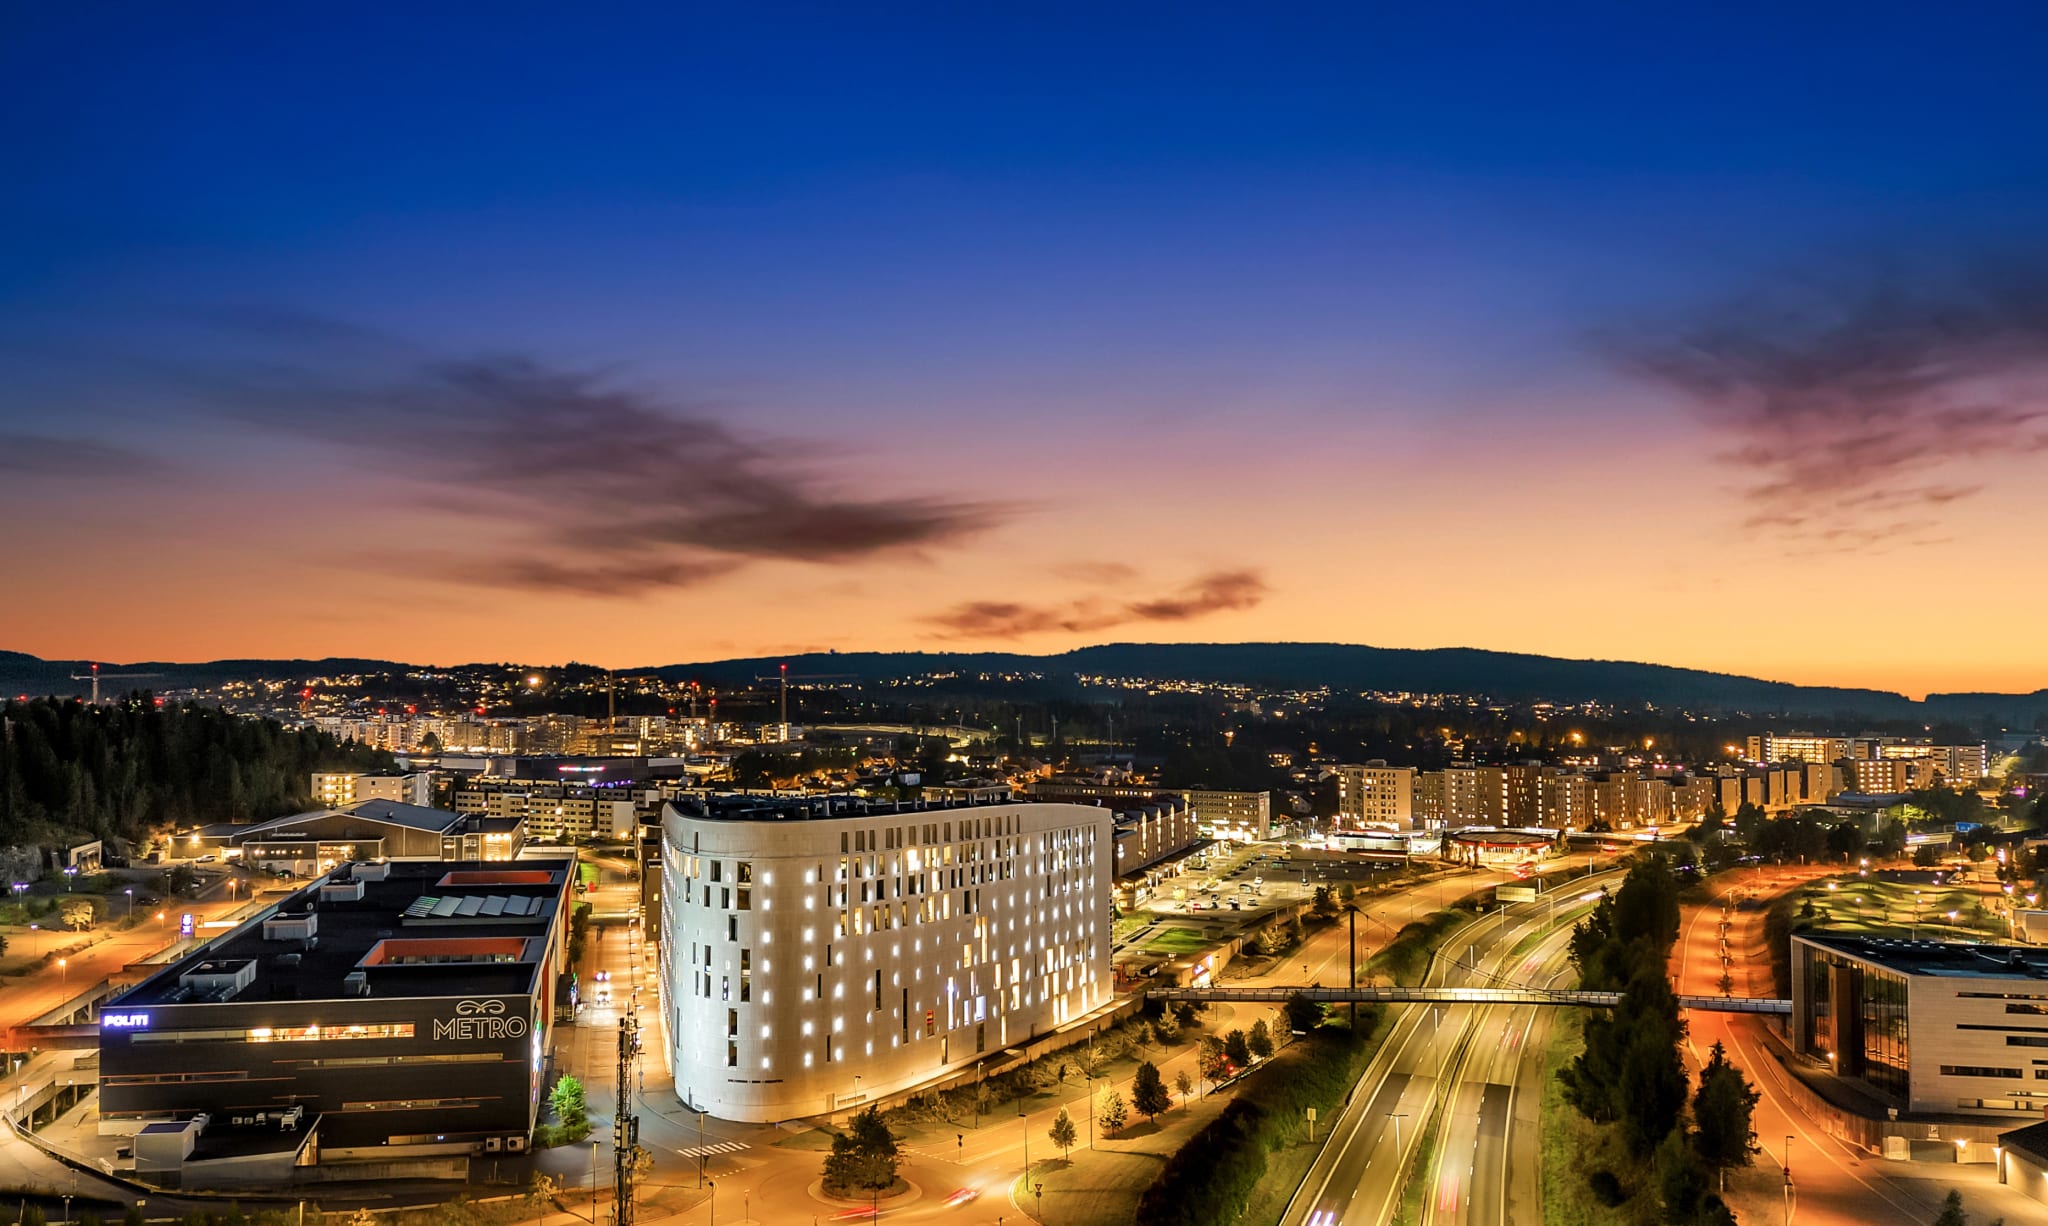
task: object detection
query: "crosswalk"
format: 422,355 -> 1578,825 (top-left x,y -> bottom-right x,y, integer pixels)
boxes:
676,1140 -> 749,1159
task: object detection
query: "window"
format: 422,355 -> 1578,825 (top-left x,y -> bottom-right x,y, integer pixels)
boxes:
2008,1036 -> 2048,1048
727,1042 -> 738,1068
1940,1065 -> 2022,1079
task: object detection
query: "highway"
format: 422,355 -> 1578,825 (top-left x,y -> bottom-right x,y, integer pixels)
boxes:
1283,871 -> 1615,1226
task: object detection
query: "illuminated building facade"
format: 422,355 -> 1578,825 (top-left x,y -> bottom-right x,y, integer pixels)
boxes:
658,796 -> 1111,1122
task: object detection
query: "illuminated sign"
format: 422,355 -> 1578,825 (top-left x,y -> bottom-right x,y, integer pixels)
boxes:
101,1012 -> 151,1030
434,998 -> 528,1041
179,913 -> 195,938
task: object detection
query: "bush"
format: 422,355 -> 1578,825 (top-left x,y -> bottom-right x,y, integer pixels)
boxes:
1587,1168 -> 1626,1206
1135,1025 -> 1380,1226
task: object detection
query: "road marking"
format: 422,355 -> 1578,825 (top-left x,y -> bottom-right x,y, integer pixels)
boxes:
677,1140 -> 749,1158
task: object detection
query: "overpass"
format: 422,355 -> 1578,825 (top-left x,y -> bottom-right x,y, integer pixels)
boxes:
1148,985 -> 1790,1014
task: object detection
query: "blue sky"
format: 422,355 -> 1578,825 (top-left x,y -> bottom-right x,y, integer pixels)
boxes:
4,4 -> 2047,692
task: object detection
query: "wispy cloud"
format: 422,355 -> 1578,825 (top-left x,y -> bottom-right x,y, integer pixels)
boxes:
925,569 -> 1266,639
171,315 -> 1010,594
0,433 -> 168,477
1609,256 -> 2048,551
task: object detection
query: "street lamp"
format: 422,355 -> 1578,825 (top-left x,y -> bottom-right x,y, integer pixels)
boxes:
1019,1103 -> 1030,1189
124,888 -> 133,919
59,957 -> 67,988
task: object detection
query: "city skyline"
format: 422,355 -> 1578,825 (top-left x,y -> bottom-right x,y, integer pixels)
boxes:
6,7 -> 2048,696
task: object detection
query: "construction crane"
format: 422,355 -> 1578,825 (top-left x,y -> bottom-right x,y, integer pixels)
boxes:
753,663 -> 856,739
69,663 -> 163,704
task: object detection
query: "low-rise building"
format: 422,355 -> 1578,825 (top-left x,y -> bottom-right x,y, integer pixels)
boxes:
98,859 -> 572,1184
1791,933 -> 2048,1118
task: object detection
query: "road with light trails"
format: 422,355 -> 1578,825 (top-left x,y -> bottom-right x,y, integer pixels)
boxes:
1286,868 -> 1619,1226
1418,919 -> 1578,1226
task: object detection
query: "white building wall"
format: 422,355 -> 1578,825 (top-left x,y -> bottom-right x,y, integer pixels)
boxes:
659,801 -> 1112,1122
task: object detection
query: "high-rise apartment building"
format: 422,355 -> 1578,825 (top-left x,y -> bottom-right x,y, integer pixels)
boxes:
1334,762 -> 1415,828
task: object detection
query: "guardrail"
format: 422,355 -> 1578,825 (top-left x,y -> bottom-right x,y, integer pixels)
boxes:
1146,984 -> 1791,1014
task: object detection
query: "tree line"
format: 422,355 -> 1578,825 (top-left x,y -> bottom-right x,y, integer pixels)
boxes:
1560,855 -> 1759,1224
0,695 -> 394,847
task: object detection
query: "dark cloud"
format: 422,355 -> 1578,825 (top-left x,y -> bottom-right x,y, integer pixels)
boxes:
925,569 -> 1267,640
1608,257 -> 2048,551
0,433 -> 168,477
179,327 -> 1009,594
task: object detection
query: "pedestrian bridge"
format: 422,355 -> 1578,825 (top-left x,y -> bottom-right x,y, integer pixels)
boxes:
1147,985 -> 1791,1014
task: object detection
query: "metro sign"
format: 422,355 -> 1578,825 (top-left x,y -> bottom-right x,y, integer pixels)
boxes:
434,998 -> 529,1041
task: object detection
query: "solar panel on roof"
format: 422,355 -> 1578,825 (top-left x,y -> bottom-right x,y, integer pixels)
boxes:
430,897 -> 461,918
479,896 -> 507,917
456,897 -> 484,917
404,897 -> 438,917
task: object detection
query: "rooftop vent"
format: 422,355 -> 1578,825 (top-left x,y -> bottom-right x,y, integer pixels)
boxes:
263,913 -> 318,942
342,971 -> 370,998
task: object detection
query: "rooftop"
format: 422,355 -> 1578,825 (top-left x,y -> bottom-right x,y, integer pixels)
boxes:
1798,932 -> 2048,980
116,858 -> 569,1006
668,792 -> 1052,823
233,799 -> 464,841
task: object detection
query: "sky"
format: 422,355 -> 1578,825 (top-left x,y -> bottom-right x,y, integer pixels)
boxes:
4,4 -> 2048,697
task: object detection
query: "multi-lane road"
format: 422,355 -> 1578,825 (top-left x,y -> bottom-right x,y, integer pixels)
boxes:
1286,870 -> 1615,1226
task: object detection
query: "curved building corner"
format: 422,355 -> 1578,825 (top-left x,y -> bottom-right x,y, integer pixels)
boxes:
655,796 -> 1113,1122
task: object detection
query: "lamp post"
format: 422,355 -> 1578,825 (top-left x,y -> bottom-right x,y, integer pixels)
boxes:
706,1178 -> 715,1226
590,1138 -> 599,1223
1019,1103 -> 1030,1190
124,888 -> 133,919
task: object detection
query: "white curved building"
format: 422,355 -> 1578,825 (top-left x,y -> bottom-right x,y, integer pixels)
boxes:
657,796 -> 1113,1122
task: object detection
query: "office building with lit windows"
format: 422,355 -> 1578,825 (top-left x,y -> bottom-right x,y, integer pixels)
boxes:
658,795 -> 1112,1123
1792,933 -> 2048,1117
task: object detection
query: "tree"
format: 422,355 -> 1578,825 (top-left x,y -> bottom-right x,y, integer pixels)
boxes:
1132,1061 -> 1172,1122
548,1074 -> 587,1126
1932,1189 -> 1966,1226
529,1172 -> 559,1208
1311,886 -> 1338,919
1198,1036 -> 1231,1083
823,1106 -> 901,1194
1914,844 -> 1941,868
62,897 -> 98,930
1048,1108 -> 1078,1159
1282,990 -> 1324,1034
1223,1029 -> 1253,1069
1247,1019 -> 1274,1059
1097,1087 -> 1128,1136
1153,1005 -> 1181,1044
1691,1042 -> 1759,1182
1174,1069 -> 1194,1107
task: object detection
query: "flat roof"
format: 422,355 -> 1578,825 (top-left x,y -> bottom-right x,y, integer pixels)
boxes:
117,858 -> 569,1006
1797,932 -> 2048,980
668,793 -> 1059,823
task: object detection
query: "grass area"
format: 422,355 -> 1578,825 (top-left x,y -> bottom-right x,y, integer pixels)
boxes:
1389,1099 -> 1442,1226
1239,1011 -> 1392,1226
1538,1007 -> 1645,1226
1113,914 -> 1153,942
1788,874 -> 2002,937
1368,905 -> 1475,986
1142,926 -> 1214,955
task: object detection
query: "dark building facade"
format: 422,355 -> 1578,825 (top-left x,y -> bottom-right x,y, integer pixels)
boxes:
99,859 -> 572,1170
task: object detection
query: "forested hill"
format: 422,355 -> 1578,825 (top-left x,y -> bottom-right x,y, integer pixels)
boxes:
0,697 -> 395,848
